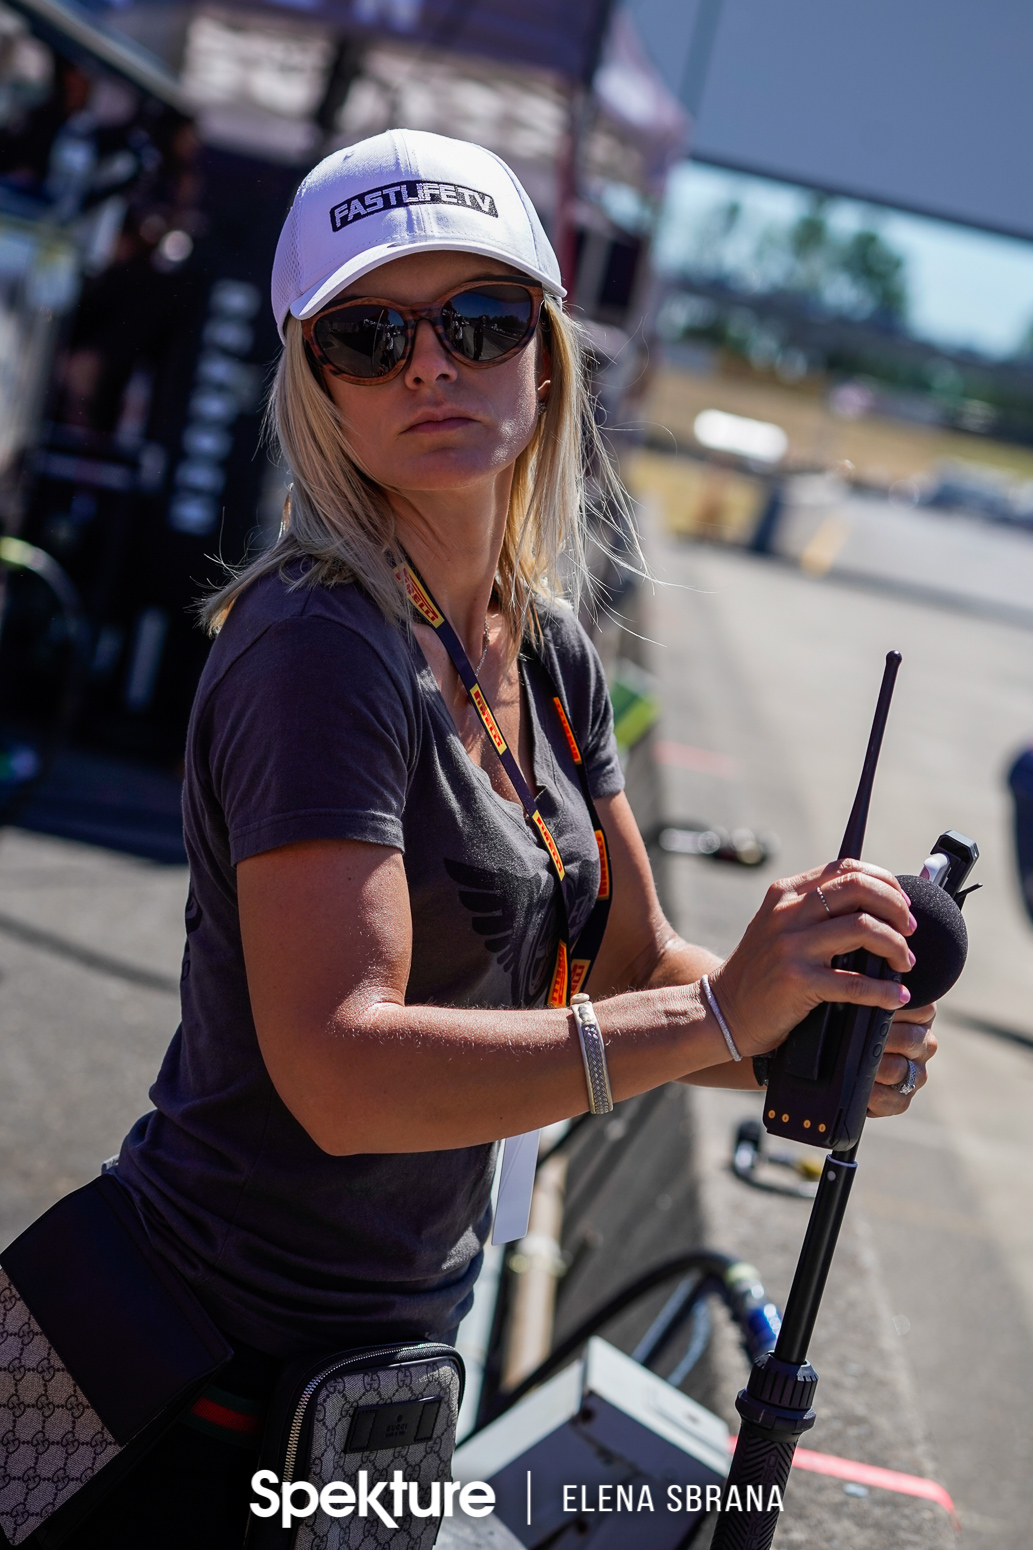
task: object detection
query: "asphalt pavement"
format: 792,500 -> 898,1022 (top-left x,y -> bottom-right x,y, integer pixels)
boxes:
644,519 -> 1033,1547
0,827 -> 184,1249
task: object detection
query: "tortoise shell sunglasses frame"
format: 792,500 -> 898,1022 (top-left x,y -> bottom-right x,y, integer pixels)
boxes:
300,276 -> 546,385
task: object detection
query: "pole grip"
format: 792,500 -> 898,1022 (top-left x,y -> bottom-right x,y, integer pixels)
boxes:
709,1350 -> 817,1549
709,1420 -> 800,1550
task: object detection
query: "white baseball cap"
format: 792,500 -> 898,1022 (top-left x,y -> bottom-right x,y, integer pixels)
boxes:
271,128 -> 565,341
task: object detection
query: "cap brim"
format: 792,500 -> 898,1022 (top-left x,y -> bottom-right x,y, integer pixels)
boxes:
284,237 -> 565,337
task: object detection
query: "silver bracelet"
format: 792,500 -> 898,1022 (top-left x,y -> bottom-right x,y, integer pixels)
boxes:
570,993 -> 614,1114
701,974 -> 742,1062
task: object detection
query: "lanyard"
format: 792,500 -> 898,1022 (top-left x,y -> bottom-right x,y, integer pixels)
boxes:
396,558 -> 612,1008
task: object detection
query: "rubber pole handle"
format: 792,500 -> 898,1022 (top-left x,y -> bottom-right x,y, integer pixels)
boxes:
708,1421 -> 800,1550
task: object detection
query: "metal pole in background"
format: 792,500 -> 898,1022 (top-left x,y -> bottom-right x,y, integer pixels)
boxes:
553,0 -> 619,299
680,0 -> 726,126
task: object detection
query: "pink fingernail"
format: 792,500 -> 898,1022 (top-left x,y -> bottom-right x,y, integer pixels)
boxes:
907,949 -> 916,966
907,912 -> 917,932
901,891 -> 911,905
898,985 -> 911,1004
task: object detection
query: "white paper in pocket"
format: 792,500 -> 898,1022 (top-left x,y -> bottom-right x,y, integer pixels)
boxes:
490,1129 -> 541,1245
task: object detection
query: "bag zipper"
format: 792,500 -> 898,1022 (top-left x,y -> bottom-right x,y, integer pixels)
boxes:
281,1344 -> 457,1484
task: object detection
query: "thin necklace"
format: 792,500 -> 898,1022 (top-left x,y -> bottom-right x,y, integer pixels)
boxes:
475,618 -> 491,675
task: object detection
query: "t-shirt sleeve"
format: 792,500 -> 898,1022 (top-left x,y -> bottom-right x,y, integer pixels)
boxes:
201,616 -> 418,865
541,606 -> 625,801
581,647 -> 625,801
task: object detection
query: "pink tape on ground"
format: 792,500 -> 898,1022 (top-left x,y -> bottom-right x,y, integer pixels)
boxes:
726,1435 -> 958,1523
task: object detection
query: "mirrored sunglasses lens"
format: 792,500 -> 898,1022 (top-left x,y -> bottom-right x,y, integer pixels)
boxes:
443,286 -> 535,362
313,305 -> 408,377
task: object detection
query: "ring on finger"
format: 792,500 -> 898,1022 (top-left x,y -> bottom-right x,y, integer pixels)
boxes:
816,885 -> 833,917
894,1058 -> 919,1096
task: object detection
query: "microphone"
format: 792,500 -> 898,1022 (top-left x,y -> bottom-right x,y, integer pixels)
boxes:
898,827 -> 979,1008
764,851 -> 976,1151
897,873 -> 968,1008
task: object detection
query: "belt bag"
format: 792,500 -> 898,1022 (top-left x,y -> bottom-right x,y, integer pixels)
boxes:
246,1342 -> 464,1550
0,1173 -> 231,1549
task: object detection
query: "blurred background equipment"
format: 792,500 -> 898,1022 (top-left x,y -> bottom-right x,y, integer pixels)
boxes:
0,0 -> 298,774
650,820 -> 773,867
0,533 -> 84,821
454,1336 -> 731,1547
731,1118 -> 821,1200
1007,746 -> 1033,928
0,0 -> 689,853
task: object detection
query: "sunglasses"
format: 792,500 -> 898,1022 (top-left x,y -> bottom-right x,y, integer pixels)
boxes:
302,278 -> 545,384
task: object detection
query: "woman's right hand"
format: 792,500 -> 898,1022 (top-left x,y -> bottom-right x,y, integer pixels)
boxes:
707,858 -> 916,1060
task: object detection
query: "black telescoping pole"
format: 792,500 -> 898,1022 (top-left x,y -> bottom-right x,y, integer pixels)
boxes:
710,653 -> 901,1550
775,1140 -> 859,1364
708,1135 -> 862,1550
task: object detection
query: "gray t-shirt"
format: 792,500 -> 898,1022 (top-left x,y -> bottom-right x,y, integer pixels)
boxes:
116,568 -> 624,1358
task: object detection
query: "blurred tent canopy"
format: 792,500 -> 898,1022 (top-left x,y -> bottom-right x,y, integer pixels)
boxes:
81,0 -> 622,89
176,0 -> 616,87
70,0 -> 1033,244
2,0 -> 188,106
36,0 -> 689,213
627,0 -> 1033,244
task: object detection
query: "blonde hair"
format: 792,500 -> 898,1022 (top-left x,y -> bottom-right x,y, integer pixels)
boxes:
202,297 -> 635,640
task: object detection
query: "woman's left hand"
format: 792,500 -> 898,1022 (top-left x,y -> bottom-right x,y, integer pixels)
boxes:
867,1002 -> 937,1116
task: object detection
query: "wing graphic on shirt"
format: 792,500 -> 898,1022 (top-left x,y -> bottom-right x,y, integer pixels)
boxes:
443,857 -> 559,1007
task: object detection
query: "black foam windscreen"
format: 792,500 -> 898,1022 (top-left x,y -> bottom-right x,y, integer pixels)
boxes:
897,874 -> 968,1007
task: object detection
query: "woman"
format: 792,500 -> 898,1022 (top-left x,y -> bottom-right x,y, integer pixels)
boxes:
92,130 -> 934,1545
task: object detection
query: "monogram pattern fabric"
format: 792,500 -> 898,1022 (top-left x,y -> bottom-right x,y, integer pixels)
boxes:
0,1268 -> 121,1546
295,1357 -> 462,1550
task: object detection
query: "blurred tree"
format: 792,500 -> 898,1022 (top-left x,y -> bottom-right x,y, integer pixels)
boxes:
681,188 -> 909,325
840,227 -> 907,320
779,197 -> 906,320
787,194 -> 832,293
691,196 -> 742,275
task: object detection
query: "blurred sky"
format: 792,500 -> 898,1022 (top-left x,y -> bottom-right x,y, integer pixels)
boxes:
626,0 -> 1033,363
655,164 -> 1033,361
627,0 -> 1033,242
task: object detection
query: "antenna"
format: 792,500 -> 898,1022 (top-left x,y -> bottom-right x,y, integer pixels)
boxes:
839,650 -> 901,861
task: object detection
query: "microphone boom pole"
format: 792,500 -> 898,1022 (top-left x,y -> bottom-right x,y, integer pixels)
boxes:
710,652 -> 902,1550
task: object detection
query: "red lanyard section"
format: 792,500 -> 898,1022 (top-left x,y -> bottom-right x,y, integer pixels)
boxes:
396,560 -> 612,1007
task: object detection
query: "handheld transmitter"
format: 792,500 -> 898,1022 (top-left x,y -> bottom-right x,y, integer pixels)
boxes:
764,653 -> 977,1150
